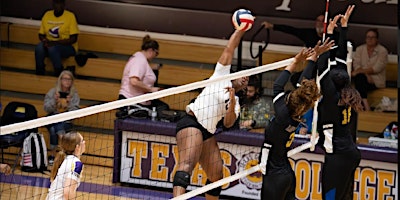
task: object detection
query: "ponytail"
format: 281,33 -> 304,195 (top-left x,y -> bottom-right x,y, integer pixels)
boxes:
49,131 -> 81,182
340,86 -> 363,112
50,150 -> 66,181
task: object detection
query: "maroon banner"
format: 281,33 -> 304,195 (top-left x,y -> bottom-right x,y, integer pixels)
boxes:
1,0 -> 397,54
115,0 -> 397,26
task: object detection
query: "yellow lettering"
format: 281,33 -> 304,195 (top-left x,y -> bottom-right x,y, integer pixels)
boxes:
286,132 -> 295,147
127,140 -> 148,178
360,168 -> 376,199
353,168 -> 360,200
295,160 -> 311,199
377,170 -> 395,200
342,107 -> 351,125
170,145 -> 179,182
221,150 -> 232,189
311,162 -> 322,200
192,163 -> 207,186
150,143 -> 169,181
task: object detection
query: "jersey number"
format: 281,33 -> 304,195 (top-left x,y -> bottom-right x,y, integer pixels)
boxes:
341,107 -> 352,125
286,132 -> 295,148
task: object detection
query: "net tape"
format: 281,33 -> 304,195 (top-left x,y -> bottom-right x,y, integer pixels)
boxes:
0,57 -> 293,135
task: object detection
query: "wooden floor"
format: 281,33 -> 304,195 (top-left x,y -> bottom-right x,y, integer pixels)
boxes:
0,164 -> 183,200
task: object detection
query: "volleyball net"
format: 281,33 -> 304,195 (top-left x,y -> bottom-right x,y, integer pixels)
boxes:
0,56 -> 318,200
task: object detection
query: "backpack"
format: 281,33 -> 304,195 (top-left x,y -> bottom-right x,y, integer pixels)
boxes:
21,132 -> 48,172
1,101 -> 38,132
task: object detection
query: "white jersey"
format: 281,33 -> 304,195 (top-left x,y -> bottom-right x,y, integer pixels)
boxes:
187,62 -> 240,134
47,155 -> 83,200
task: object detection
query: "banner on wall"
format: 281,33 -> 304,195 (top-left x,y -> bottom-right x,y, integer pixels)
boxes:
120,131 -> 398,200
112,0 -> 397,26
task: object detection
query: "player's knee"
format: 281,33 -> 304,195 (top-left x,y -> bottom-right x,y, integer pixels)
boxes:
173,171 -> 190,189
205,179 -> 222,197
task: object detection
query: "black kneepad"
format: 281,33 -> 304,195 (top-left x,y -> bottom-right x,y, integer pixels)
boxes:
173,171 -> 190,188
205,179 -> 222,197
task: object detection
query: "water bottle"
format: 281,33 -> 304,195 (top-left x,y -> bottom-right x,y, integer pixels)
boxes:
391,124 -> 398,139
151,107 -> 157,121
383,127 -> 391,139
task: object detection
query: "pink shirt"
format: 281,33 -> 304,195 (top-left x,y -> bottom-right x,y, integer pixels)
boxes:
119,52 -> 156,105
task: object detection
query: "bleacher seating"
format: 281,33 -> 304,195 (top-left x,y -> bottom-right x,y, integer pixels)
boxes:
0,47 -> 213,86
0,21 -> 398,135
0,22 -> 223,64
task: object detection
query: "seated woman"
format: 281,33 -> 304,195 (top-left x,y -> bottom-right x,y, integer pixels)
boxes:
118,35 -> 167,117
44,70 -> 80,165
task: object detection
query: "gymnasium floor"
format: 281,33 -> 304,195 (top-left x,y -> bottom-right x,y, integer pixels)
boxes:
0,165 -> 208,200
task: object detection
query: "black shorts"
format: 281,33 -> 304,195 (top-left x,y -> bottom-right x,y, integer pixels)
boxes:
176,114 -> 214,141
261,170 -> 296,200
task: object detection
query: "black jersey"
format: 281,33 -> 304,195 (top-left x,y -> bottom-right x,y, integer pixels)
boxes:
316,27 -> 358,154
263,70 -> 298,175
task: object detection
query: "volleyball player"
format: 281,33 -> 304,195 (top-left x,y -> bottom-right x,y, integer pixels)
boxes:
301,5 -> 362,199
258,33 -> 335,198
259,48 -> 321,200
47,132 -> 85,200
172,27 -> 250,199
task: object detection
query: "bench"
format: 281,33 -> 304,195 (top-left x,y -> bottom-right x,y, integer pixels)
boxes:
0,47 -> 213,86
357,111 -> 397,133
386,62 -> 398,84
0,22 -> 223,64
356,87 -> 398,133
368,88 -> 397,106
0,71 -> 199,111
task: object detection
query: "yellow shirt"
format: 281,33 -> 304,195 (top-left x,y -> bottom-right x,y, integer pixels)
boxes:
39,10 -> 79,52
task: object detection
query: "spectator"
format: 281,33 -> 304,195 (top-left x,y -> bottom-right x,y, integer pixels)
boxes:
35,0 -> 79,76
352,28 -> 388,111
0,163 -> 11,175
239,75 -> 272,130
47,131 -> 85,200
118,35 -> 167,114
261,15 -> 325,48
44,70 -> 80,165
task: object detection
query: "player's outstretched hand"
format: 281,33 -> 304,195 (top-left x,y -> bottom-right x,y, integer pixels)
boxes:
315,38 -> 335,56
295,47 -> 314,63
327,14 -> 341,34
341,5 -> 355,27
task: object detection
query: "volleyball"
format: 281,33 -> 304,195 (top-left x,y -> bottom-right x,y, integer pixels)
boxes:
232,9 -> 254,31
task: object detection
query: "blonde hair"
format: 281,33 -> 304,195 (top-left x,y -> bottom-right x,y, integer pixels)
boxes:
55,70 -> 76,95
50,131 -> 82,181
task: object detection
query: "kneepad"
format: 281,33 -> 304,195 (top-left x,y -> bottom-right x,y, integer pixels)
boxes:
205,179 -> 222,197
173,171 -> 190,188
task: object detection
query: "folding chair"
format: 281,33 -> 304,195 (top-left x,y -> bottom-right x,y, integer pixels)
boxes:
0,102 -> 38,172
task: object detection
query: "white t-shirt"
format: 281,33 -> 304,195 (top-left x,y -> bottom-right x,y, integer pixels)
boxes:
187,62 -> 240,134
47,155 -> 83,200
